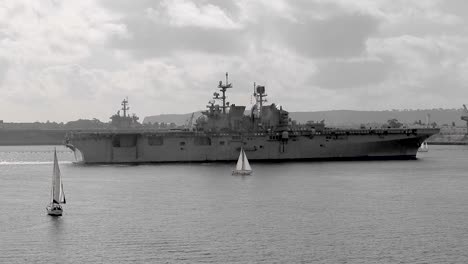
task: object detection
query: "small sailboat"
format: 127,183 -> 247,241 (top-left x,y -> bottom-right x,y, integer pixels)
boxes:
418,141 -> 429,152
46,149 -> 66,216
232,148 -> 252,175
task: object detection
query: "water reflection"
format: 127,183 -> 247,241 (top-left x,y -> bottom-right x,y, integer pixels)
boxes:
47,215 -> 65,236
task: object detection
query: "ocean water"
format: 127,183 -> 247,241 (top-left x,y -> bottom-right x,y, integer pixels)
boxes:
1,145 -> 468,263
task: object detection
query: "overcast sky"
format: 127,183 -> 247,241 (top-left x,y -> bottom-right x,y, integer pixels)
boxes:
1,0 -> 468,122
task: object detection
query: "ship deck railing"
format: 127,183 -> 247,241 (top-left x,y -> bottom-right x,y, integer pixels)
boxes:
65,127 -> 440,140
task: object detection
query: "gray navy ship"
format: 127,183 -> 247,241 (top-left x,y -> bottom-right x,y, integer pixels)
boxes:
65,73 -> 439,164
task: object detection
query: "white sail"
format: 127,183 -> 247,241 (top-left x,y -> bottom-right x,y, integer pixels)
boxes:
418,141 -> 429,152
51,149 -> 66,204
236,149 -> 244,171
242,150 -> 252,171
234,148 -> 252,174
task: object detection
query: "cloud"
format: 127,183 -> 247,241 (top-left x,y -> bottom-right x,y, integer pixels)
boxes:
100,0 -> 244,57
112,17 -> 246,58
0,0 -> 127,65
2,0 -> 468,122
312,58 -> 391,89
439,0 -> 468,18
0,0 -> 129,120
0,58 -> 8,83
279,13 -> 380,58
152,0 -> 240,29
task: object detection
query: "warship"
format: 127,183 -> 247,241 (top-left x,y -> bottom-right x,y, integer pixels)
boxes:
65,73 -> 439,164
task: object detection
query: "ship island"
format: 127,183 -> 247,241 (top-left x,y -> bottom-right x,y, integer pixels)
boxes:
65,73 -> 440,164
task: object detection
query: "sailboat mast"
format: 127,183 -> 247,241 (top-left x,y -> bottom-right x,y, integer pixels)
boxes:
52,149 -> 64,204
241,149 -> 245,170
50,157 -> 55,203
52,150 -> 57,203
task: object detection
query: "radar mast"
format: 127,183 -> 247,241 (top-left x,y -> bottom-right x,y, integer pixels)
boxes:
121,97 -> 129,117
215,72 -> 232,114
253,83 -> 267,117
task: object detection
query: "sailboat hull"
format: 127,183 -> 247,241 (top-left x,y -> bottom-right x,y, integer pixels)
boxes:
47,201 -> 63,216
232,170 -> 252,176
46,206 -> 63,216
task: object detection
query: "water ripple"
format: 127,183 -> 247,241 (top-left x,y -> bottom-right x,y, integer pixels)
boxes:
1,145 -> 468,263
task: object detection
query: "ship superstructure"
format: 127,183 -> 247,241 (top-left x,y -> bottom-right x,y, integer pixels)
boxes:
65,73 -> 439,164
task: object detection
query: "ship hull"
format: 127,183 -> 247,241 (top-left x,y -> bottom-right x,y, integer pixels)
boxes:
65,128 -> 439,164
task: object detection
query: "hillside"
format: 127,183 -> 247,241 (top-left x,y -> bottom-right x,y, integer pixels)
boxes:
290,109 -> 463,127
144,109 -> 465,127
143,113 -> 203,126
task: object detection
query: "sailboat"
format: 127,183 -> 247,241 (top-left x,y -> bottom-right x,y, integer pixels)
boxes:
46,149 -> 66,216
418,141 -> 429,152
232,148 -> 252,175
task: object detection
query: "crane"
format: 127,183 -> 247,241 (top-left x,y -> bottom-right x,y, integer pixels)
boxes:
461,104 -> 468,129
186,112 -> 195,131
